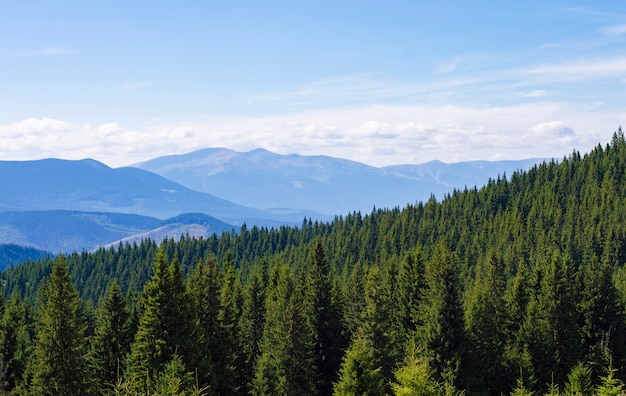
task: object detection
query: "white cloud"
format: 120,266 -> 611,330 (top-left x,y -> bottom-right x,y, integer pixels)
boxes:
530,121 -> 575,137
522,89 -> 556,98
117,81 -> 151,90
0,101 -> 618,168
24,47 -> 75,56
601,24 -> 626,35
522,58 -> 626,81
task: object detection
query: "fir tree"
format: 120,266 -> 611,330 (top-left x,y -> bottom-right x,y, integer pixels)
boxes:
187,256 -> 222,391
88,280 -> 132,394
126,248 -> 192,394
333,336 -> 385,396
0,292 -> 35,393
418,244 -> 465,383
298,239 -> 344,394
30,255 -> 90,396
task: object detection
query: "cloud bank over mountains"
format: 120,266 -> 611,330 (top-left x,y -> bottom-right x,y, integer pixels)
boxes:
0,102 -> 607,168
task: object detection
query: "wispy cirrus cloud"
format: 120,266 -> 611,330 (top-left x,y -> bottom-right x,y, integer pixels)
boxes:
117,81 -> 152,90
521,90 -> 557,98
600,24 -> 626,35
24,47 -> 76,56
0,100 -> 614,168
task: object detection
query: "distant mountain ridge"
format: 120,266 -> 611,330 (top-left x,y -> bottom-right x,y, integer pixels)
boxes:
0,158 -> 316,225
133,148 -> 544,215
0,151 -> 544,259
0,210 -> 234,258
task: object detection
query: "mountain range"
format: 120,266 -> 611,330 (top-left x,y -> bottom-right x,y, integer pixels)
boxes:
133,148 -> 543,215
0,149 -> 544,261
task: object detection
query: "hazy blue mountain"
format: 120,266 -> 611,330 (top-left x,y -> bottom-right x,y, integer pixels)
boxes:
0,210 -> 234,254
0,158 -> 318,225
133,148 -> 544,215
0,244 -> 50,270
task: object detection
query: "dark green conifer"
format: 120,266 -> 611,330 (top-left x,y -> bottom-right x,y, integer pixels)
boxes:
0,292 -> 35,393
126,248 -> 192,394
298,239 -> 344,394
88,280 -> 132,393
30,255 -> 90,396
187,256 -> 222,391
333,336 -> 385,396
418,244 -> 465,383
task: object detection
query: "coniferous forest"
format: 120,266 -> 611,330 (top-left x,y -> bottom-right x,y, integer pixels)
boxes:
3,131 -> 626,395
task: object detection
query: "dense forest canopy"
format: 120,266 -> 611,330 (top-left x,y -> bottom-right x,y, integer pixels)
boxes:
2,130 -> 626,395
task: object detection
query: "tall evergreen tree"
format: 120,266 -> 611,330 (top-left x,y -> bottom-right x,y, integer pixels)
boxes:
30,255 -> 90,396
0,292 -> 35,393
535,251 -> 581,385
187,256 -> 222,391
252,262 -> 314,396
333,336 -> 385,396
126,248 -> 192,394
418,244 -> 465,383
88,280 -> 132,394
215,254 -> 245,394
463,252 -> 508,394
397,247 -> 426,335
298,239 -> 344,394
240,260 -> 269,390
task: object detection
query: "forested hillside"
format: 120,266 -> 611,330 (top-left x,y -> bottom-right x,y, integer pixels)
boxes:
2,131 -> 626,395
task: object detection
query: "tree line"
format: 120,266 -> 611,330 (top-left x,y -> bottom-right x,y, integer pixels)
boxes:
1,129 -> 626,395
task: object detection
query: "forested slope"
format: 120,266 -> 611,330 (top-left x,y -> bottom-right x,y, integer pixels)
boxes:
2,131 -> 626,395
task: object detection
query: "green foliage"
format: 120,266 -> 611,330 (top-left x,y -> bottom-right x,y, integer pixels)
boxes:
595,364 -> 625,396
563,363 -> 593,396
391,339 -> 440,396
127,248 -> 192,394
88,281 -> 132,394
418,243 -> 465,382
0,292 -> 35,393
4,133 -> 626,394
30,255 -> 90,395
333,336 -> 385,396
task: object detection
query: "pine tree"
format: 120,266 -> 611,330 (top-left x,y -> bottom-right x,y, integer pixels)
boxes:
30,255 -> 90,396
215,254 -> 245,394
595,364 -> 625,396
88,280 -> 132,394
418,244 -> 465,383
187,256 -> 222,391
333,336 -> 385,396
298,239 -> 344,394
0,292 -> 35,393
563,363 -> 592,396
252,262 -> 314,396
126,248 -> 192,394
535,252 -> 581,385
391,338 -> 440,396
463,252 -> 508,394
240,261 -> 268,390
398,247 -> 426,335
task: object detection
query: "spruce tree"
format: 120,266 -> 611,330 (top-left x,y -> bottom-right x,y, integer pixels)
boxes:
333,336 -> 385,396
0,292 -> 35,393
88,280 -> 132,394
536,252 -> 581,385
126,248 -> 192,394
30,255 -> 90,396
240,261 -> 268,390
216,254 -> 245,394
252,263 -> 313,395
187,256 -> 222,391
418,244 -> 465,383
463,252 -> 508,394
298,239 -> 344,394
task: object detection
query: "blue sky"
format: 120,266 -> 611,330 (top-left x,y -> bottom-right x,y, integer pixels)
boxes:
1,1 -> 625,167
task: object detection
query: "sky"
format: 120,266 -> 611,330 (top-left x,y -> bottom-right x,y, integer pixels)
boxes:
1,1 -> 625,168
